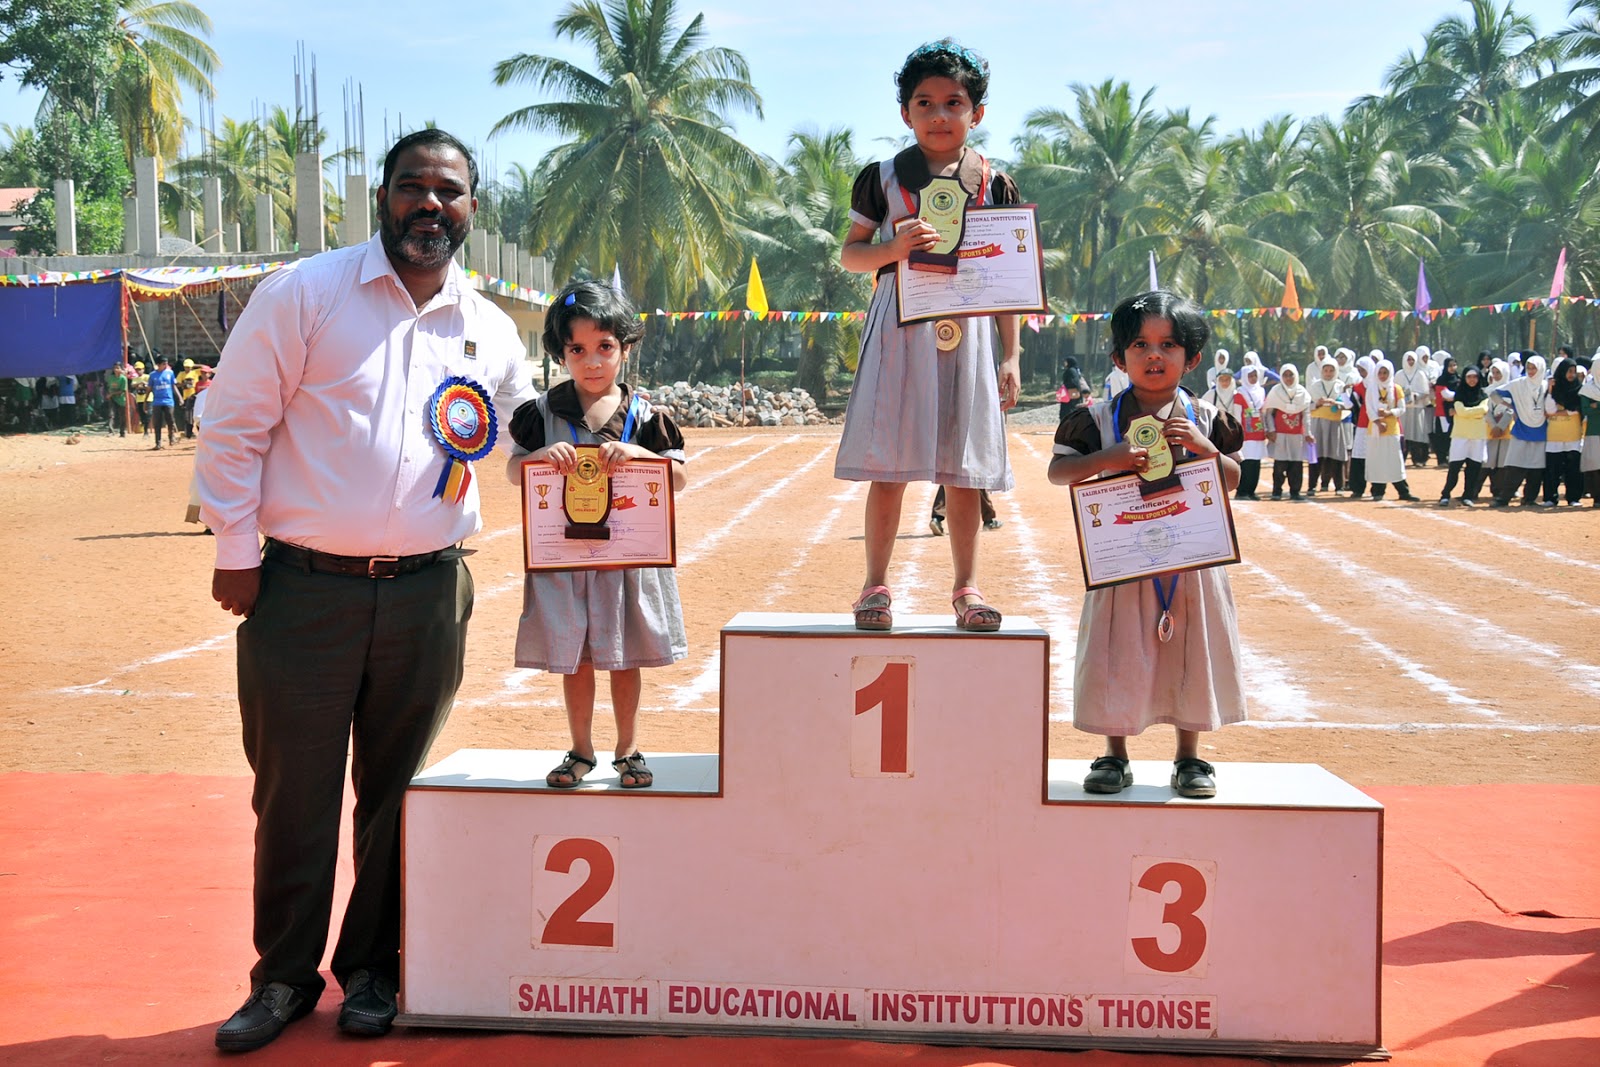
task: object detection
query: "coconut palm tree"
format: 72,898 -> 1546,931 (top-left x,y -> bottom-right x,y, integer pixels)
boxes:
1539,0 -> 1600,152
105,0 -> 219,167
743,127 -> 870,393
1292,110 -> 1448,311
1015,80 -> 1190,316
1108,133 -> 1302,310
490,0 -> 767,308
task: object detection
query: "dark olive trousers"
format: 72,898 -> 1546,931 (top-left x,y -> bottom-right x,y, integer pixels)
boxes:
237,552 -> 473,998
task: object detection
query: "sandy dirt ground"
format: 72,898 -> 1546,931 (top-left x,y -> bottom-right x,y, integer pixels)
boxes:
1,419 -> 1595,785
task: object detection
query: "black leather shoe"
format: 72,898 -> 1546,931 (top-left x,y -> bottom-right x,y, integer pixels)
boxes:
1083,756 -> 1132,794
1172,758 -> 1217,798
215,981 -> 313,1052
337,969 -> 398,1036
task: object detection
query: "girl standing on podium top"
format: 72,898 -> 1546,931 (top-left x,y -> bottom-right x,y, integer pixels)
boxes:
505,281 -> 688,790
1047,291 -> 1247,799
835,38 -> 1021,633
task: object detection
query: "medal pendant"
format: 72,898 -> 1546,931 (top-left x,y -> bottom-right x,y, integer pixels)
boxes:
1157,610 -> 1175,644
934,319 -> 962,351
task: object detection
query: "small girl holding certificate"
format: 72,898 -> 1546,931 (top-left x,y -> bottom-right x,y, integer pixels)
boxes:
1048,291 -> 1246,799
835,39 -> 1021,632
506,281 -> 689,789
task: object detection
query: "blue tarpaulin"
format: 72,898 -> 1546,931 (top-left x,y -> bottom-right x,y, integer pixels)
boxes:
0,280 -> 122,377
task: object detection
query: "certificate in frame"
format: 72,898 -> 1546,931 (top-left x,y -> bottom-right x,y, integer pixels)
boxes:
894,204 -> 1047,325
521,454 -> 677,572
1068,456 -> 1240,590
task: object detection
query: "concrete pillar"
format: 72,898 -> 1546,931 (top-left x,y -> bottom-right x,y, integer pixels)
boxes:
294,152 -> 325,253
123,197 -> 138,254
485,233 -> 501,281
53,179 -> 77,255
520,251 -> 535,292
176,209 -> 196,245
225,222 -> 241,254
201,178 -> 223,252
533,255 -> 551,293
468,228 -> 488,276
501,241 -> 519,286
255,193 -> 276,254
344,173 -> 371,246
134,156 -> 160,255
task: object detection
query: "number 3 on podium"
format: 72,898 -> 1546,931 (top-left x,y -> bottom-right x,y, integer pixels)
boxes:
852,656 -> 914,778
1125,856 -> 1215,978
532,836 -> 619,950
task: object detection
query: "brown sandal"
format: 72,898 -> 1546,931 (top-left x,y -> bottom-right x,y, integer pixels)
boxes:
612,752 -> 653,789
852,585 -> 893,631
952,586 -> 1002,632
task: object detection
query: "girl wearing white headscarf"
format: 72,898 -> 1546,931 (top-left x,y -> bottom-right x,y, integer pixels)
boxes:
1361,357 -> 1416,500
1206,348 -> 1231,389
1483,359 -> 1516,502
1396,350 -> 1433,467
1202,366 -> 1237,411
1580,353 -> 1600,506
1347,352 -> 1377,497
1306,354 -> 1351,494
1334,347 -> 1360,386
1264,363 -> 1313,499
1491,352 -> 1548,506
1232,363 -> 1268,500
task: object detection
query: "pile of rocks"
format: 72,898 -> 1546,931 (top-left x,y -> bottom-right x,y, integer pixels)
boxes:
638,382 -> 837,428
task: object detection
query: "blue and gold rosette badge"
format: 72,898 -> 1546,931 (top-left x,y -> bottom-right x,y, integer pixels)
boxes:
427,376 -> 497,504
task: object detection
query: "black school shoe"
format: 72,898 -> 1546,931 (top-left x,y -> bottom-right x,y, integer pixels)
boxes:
1083,756 -> 1132,794
1171,758 -> 1217,799
337,969 -> 398,1036
215,981 -> 315,1052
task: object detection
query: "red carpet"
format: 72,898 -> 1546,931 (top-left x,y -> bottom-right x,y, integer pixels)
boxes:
1,774 -> 1595,1066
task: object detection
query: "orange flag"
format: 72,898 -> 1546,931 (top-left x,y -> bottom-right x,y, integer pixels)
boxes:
1281,265 -> 1301,310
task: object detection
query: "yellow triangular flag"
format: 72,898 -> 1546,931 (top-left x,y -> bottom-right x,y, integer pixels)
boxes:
1281,265 -> 1301,310
746,256 -> 769,318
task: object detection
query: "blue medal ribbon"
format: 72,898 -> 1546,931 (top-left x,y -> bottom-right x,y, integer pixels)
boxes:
1111,388 -> 1194,644
569,396 -> 640,445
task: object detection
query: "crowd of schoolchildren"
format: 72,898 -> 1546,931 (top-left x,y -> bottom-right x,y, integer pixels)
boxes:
4,354 -> 215,444
1064,342 -> 1600,509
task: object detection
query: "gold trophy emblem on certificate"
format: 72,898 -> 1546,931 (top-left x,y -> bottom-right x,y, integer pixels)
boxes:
534,482 -> 550,509
563,445 -> 612,540
1128,414 -> 1182,497
908,176 -> 968,275
1013,227 -> 1027,252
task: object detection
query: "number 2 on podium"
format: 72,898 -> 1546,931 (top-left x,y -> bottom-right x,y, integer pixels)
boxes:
852,656 -> 913,777
532,836 -> 619,951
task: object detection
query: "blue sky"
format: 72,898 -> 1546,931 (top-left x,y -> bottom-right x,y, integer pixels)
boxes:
1,0 -> 1586,183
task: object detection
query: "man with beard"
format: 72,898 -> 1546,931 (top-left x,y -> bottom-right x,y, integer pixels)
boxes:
197,129 -> 536,1051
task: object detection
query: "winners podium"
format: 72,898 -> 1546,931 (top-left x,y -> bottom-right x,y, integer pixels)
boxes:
399,614 -> 1385,1059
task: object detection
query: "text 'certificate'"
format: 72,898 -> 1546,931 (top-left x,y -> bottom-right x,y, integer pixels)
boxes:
895,205 -> 1048,324
1069,456 -> 1240,589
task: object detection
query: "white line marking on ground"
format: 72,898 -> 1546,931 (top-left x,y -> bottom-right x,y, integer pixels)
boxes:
1244,513 -> 1600,699
682,436 -> 800,494
1322,508 -> 1600,619
677,441 -> 831,565
1240,561 -> 1496,716
1238,721 -> 1600,732
1405,505 -> 1598,572
51,633 -> 236,695
1008,434 -> 1085,720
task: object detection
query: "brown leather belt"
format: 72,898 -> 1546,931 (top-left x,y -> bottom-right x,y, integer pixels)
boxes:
263,538 -> 451,579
